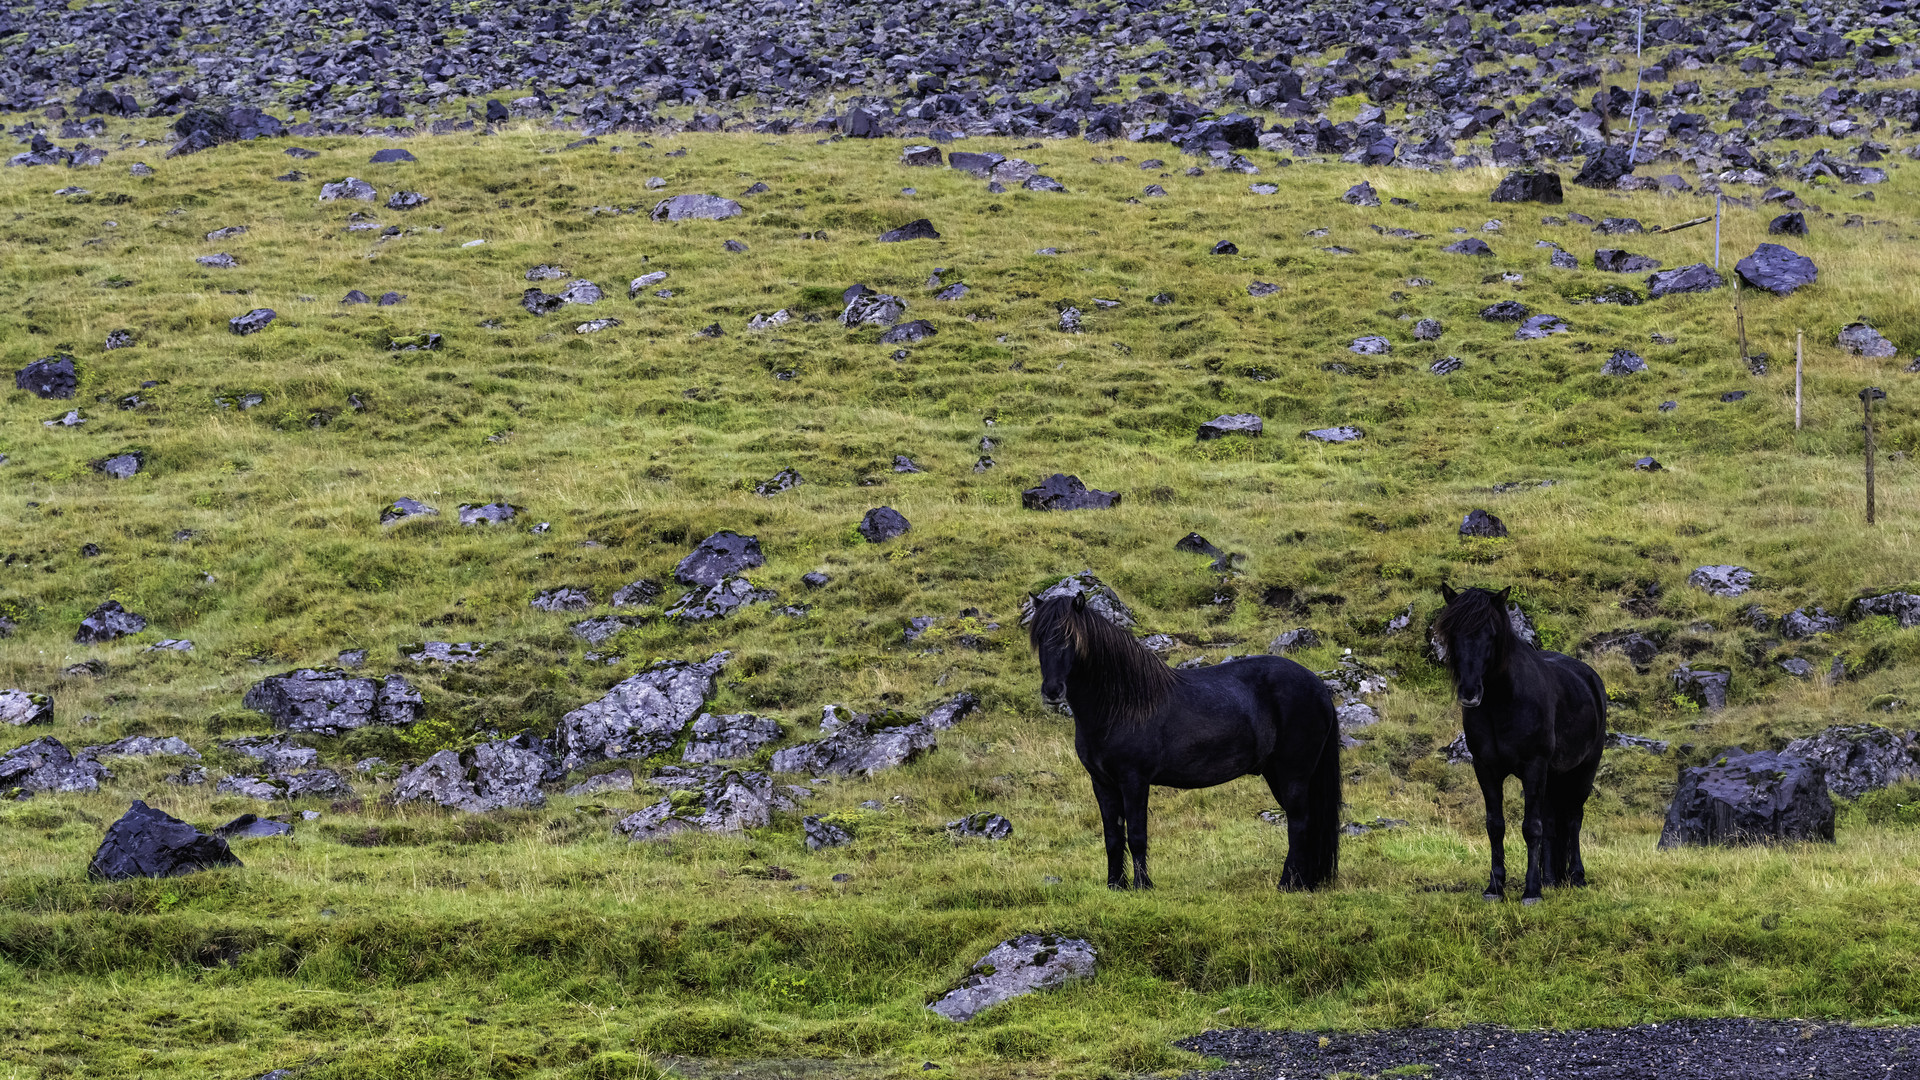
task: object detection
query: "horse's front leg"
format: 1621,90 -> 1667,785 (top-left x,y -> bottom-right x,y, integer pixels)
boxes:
1471,762 -> 1508,901
1121,776 -> 1154,890
1517,763 -> 1550,904
1090,778 -> 1128,889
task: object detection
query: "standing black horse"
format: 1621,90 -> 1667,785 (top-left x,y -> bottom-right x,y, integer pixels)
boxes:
1433,584 -> 1608,904
1028,592 -> 1341,890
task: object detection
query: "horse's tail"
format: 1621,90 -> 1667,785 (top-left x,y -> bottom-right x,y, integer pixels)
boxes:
1303,715 -> 1342,889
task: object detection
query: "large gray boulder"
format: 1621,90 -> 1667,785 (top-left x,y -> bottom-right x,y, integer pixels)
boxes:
242,669 -> 423,736
927,933 -> 1098,1021
553,653 -> 728,771
0,736 -> 111,794
88,801 -> 242,880
770,694 -> 979,777
1782,725 -> 1920,798
75,600 -> 147,643
0,689 -> 52,726
392,734 -> 555,812
650,194 -> 742,221
1659,750 -> 1834,847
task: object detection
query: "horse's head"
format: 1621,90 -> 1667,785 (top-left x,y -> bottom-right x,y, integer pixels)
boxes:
1436,582 -> 1511,708
1028,591 -> 1087,711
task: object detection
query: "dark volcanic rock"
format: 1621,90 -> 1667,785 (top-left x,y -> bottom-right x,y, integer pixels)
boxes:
771,694 -> 979,777
0,689 -> 53,727
0,736 -> 110,794
1670,665 -> 1731,710
676,531 -> 764,588
1573,145 -> 1633,188
683,712 -> 784,764
858,506 -> 911,542
1022,474 -> 1120,511
393,733 -> 555,813
1594,249 -> 1661,273
369,148 -> 416,164
1021,571 -> 1135,628
947,812 -> 1013,839
1443,238 -> 1493,257
88,801 -> 242,880
1854,592 -> 1920,627
1459,509 -> 1507,539
1839,323 -> 1897,358
1781,725 -> 1920,798
1480,301 -> 1530,322
1490,171 -> 1563,204
1688,564 -> 1753,597
1768,212 -> 1808,236
880,319 -> 936,344
664,577 -> 777,621
1736,244 -> 1818,296
1659,750 -> 1834,847
75,600 -> 146,643
16,355 -> 78,399
1647,264 -> 1724,297
878,218 -> 939,242
1342,182 -> 1380,207
1514,314 -> 1569,340
457,502 -> 518,526
229,308 -> 275,335
242,669 -> 422,735
1780,607 -> 1842,639
1601,349 -> 1647,376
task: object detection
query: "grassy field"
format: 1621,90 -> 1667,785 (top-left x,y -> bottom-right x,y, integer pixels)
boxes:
5,111 -> 1920,1079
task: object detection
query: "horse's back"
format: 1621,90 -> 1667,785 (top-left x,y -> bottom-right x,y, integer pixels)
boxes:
1198,655 -> 1335,710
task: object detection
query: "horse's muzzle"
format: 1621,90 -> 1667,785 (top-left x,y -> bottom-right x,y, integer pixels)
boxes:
1459,693 -> 1482,708
1041,695 -> 1073,716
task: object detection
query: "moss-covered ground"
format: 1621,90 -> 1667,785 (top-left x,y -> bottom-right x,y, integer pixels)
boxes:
5,116 -> 1920,1078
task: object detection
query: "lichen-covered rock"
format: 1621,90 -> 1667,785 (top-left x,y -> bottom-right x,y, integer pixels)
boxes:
675,531 -> 764,588
0,689 -> 53,726
1688,565 -> 1753,598
220,735 -> 318,772
88,801 -> 242,880
804,814 -> 853,849
1781,725 -> 1920,798
392,734 -> 555,813
0,736 -> 111,794
1854,591 -> 1920,627
927,933 -> 1097,1021
1780,607 -> 1841,639
1019,571 -> 1136,628
769,694 -> 978,777
947,812 -> 1013,839
683,712 -> 783,764
553,653 -> 728,771
1670,666 -> 1731,710
664,577 -> 777,620
649,193 -> 743,221
242,669 -> 422,735
85,735 -> 199,759
617,769 -> 776,839
1659,750 -> 1834,847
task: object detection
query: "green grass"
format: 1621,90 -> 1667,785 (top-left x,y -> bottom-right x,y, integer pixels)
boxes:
6,116 -> 1920,1079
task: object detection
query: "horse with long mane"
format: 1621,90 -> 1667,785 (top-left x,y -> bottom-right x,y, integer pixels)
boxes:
1028,592 -> 1341,890
1433,584 -> 1608,904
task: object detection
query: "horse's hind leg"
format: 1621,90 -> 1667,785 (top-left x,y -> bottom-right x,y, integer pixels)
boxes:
1265,769 -> 1311,891
1471,762 -> 1508,901
1091,778 -> 1129,889
1559,761 -> 1601,887
1120,776 -> 1154,890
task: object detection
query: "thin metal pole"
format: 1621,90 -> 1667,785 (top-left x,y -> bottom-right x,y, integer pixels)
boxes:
1630,9 -> 1646,162
1714,195 -> 1723,269
1862,388 -> 1886,524
1795,330 -> 1804,430
1734,277 -> 1749,363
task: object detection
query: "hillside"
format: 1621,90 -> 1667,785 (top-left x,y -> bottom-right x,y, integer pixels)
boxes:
5,53 -> 1920,1080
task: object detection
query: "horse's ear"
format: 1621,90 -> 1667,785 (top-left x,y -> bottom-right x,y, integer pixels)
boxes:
1071,591 -> 1088,612
1439,582 -> 1458,603
1496,585 -> 1512,604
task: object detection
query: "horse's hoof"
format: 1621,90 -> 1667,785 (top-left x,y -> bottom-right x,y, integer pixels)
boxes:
1481,892 -> 1503,903
1521,896 -> 1542,906
1107,881 -> 1129,891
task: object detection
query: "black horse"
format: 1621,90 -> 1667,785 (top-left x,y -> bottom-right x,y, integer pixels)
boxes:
1028,592 -> 1341,891
1434,584 -> 1608,904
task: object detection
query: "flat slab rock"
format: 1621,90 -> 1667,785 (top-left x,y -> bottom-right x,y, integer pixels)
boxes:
553,652 -> 728,771
1175,1019 -> 1920,1080
927,933 -> 1097,1021
88,800 -> 242,880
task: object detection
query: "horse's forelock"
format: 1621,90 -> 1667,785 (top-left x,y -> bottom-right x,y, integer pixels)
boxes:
1433,587 -> 1516,659
1028,594 -> 1175,719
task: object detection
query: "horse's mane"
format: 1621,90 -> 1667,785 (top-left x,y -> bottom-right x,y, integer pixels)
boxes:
1432,587 -> 1521,672
1028,595 -> 1178,721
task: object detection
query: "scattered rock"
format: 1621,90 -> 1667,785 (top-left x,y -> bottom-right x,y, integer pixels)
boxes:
221,735 -> 318,772
1659,750 -> 1834,847
665,577 -> 777,620
1735,243 -> 1818,296
1413,318 -> 1443,340
553,653 -> 728,771
683,713 -> 784,764
881,319 -> 937,343
947,812 -> 1012,839
1198,413 -> 1262,440
229,308 -> 275,335
1491,171 -> 1563,204
380,497 -> 438,525
565,769 -> 634,797
319,177 -> 376,201
1021,474 -> 1119,511
531,587 -> 595,613
393,734 -> 555,813
1350,335 -> 1391,355
0,736 -> 110,795
1781,607 -> 1841,639
1481,301 -> 1530,322
927,933 -> 1097,1022
841,289 -> 906,327
677,531 -> 764,588
1670,666 -> 1731,711
1854,592 -> 1920,627
878,218 -> 939,242
859,507 -> 912,542
0,689 -> 53,727
804,815 -> 853,850
214,814 -> 293,839
1688,565 -> 1753,598
241,669 -> 422,735
611,580 -> 662,608
1342,182 -> 1380,207
770,694 -> 979,777
617,768 -> 781,839
1515,314 -> 1569,340
87,801 -> 241,880
1459,509 -> 1507,539
1839,323 -> 1897,358
369,148 -> 416,164
1594,249 -> 1661,273
755,468 -> 804,496
75,600 -> 146,644
1602,349 -> 1648,376
457,502 -> 518,526
1781,725 -> 1920,798
1443,238 -> 1493,256
85,735 -> 198,759
16,355 -> 78,399
406,641 -> 489,665
1768,211 -> 1808,236
1606,732 -> 1670,754
1647,264 -> 1725,296
1020,571 -> 1135,628
650,194 -> 743,221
